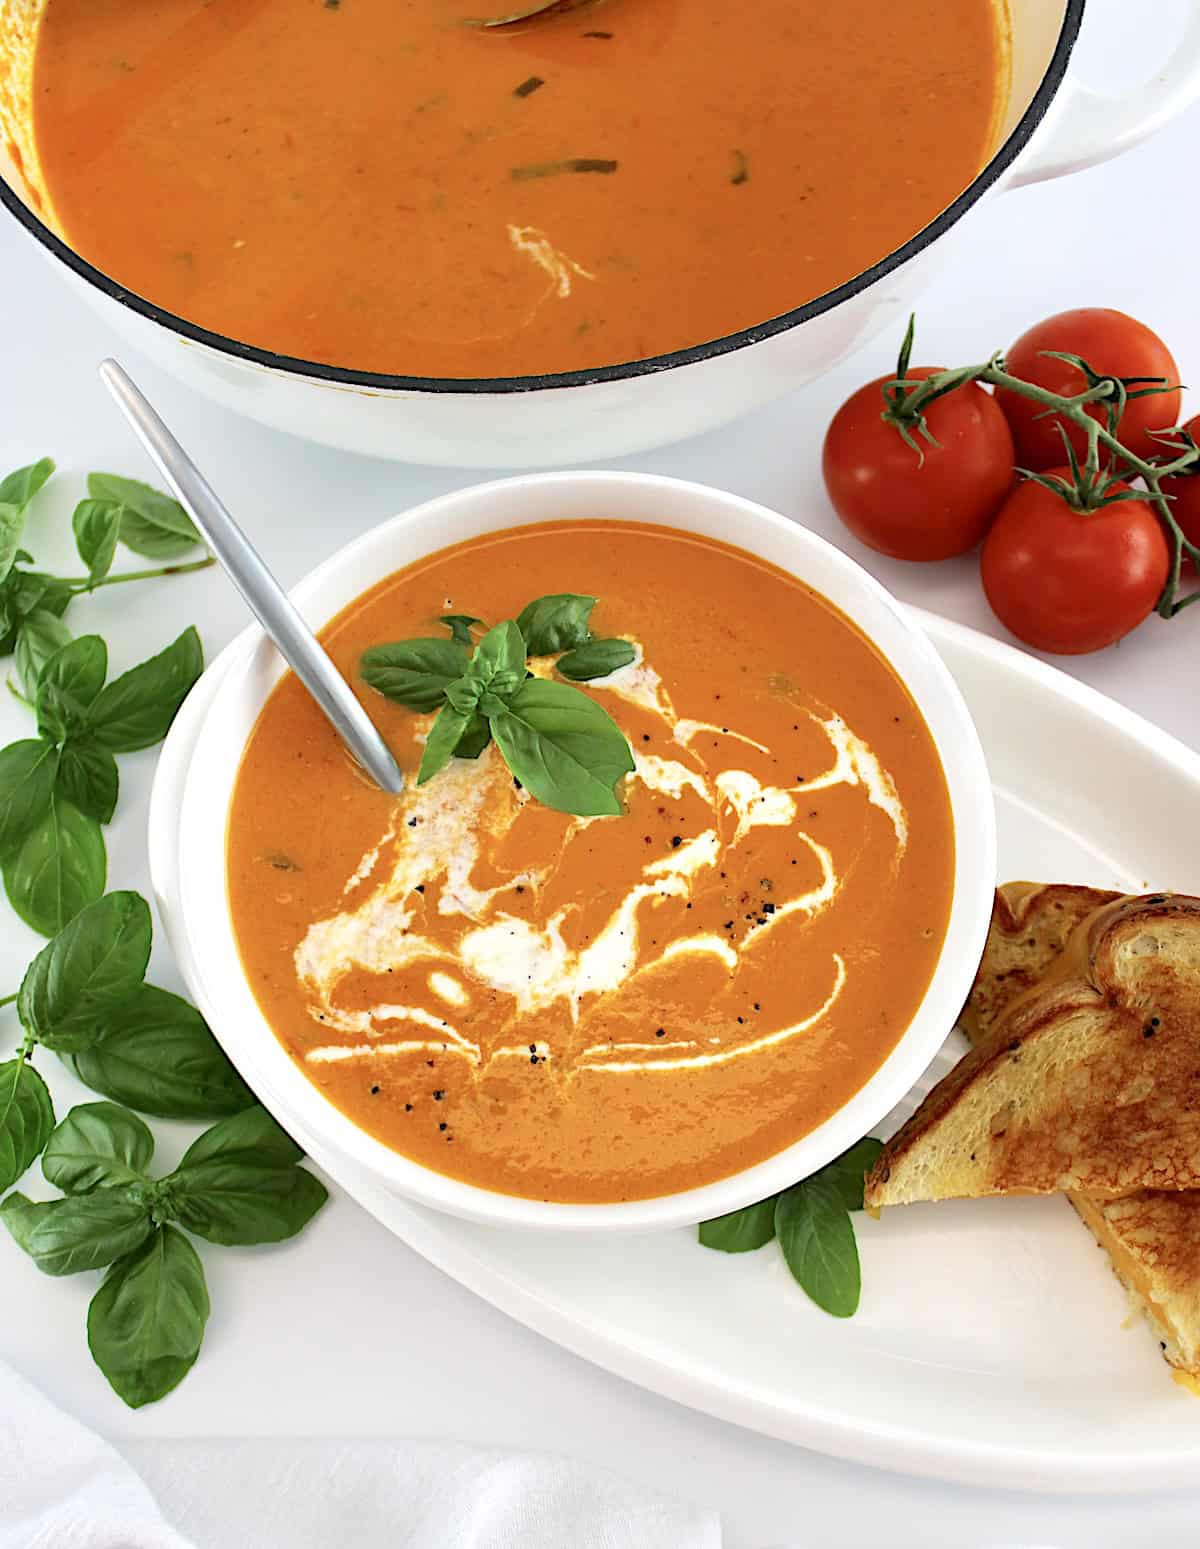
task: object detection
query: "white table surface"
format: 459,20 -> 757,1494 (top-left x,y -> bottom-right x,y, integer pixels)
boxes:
3,5 -> 1200,1543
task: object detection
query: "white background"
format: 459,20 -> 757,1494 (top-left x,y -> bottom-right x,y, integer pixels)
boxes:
2,3 -> 1200,1543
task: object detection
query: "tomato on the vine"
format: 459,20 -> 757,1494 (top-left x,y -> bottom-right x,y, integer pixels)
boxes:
980,471 -> 1170,655
995,309 -> 1180,470
1158,411 -> 1200,570
822,367 -> 1015,561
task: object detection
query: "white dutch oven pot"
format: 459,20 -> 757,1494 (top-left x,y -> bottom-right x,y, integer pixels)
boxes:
2,0 -> 1200,466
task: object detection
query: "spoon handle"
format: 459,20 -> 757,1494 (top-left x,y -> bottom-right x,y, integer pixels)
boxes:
99,360 -> 405,795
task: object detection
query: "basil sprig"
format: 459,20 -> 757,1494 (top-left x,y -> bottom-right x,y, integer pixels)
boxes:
698,1137 -> 884,1318
0,627 -> 202,936
2,1101 -> 326,1407
0,459 -> 211,660
361,593 -> 637,817
0,891 -> 254,1199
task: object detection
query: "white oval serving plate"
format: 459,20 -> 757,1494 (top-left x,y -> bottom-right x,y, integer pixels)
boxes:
153,607 -> 1200,1493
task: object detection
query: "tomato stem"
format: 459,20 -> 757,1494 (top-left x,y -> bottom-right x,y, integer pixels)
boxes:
886,353 -> 1200,618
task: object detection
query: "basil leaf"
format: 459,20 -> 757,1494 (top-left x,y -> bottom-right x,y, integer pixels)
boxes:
87,626 -> 202,752
0,1057 -> 54,1192
556,638 -> 636,681
64,984 -> 254,1119
417,704 -> 471,785
42,1101 -> 154,1194
0,739 -> 60,855
171,1161 -> 327,1246
18,1189 -> 153,1277
439,614 -> 482,647
464,619 -> 526,700
15,610 -> 72,697
444,675 -> 482,716
775,1177 -> 861,1318
0,505 -> 27,587
87,1225 -> 209,1408
0,1191 -> 58,1254
0,457 -> 54,512
359,638 -> 468,711
516,593 -> 595,655
3,795 -> 107,938
72,499 -> 122,582
37,635 -> 108,743
698,1196 -> 778,1253
18,890 -> 152,1048
455,713 -> 491,760
14,573 -> 73,623
489,678 -> 634,817
817,1136 -> 885,1213
179,1104 -> 303,1170
86,473 -> 203,559
57,739 -> 119,826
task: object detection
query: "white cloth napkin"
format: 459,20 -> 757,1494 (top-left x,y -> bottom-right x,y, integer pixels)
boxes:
0,1360 -> 721,1549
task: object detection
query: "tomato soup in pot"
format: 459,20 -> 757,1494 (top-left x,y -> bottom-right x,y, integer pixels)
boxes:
31,0 -> 1005,377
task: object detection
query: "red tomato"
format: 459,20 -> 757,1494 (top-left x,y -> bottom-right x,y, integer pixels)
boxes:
995,309 -> 1180,470
822,367 -> 1015,561
980,471 -> 1169,655
1158,412 -> 1200,571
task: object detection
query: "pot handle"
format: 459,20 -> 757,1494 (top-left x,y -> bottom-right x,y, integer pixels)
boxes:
1008,10 -> 1200,187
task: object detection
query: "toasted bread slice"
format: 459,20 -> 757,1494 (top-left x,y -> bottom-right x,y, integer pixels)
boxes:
960,882 -> 1120,1044
866,892 -> 1200,1206
956,883 -> 1200,1380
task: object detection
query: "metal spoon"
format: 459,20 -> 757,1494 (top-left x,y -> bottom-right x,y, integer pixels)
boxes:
99,359 -> 405,794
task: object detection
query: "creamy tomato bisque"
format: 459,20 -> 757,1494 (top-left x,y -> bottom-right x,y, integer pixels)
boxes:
32,0 -> 1003,376
227,523 -> 954,1203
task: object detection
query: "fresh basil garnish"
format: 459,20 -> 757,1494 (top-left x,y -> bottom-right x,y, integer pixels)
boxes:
171,1160 -> 327,1246
775,1177 -> 862,1318
72,499 -> 122,582
86,473 -> 204,559
438,613 -> 482,646
0,739 -> 60,854
87,1225 -> 210,1409
363,596 -> 635,816
0,459 -> 53,585
15,610 -> 72,697
86,626 -> 202,752
697,1136 -> 885,1318
11,1190 -> 155,1278
449,619 -> 526,709
0,457 -> 54,513
515,592 -> 595,655
417,705 -> 473,785
4,1097 -> 325,1408
359,638 -> 469,711
556,637 -> 635,681
177,1104 -> 303,1169
819,1136 -> 885,1212
65,984 -> 254,1119
3,795 -> 107,937
18,889 -> 152,1049
0,1057 -> 54,1193
491,678 -> 633,816
455,712 -> 491,760
57,739 -> 120,825
41,1101 -> 155,1195
697,1196 -> 778,1253
36,635 -> 107,743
